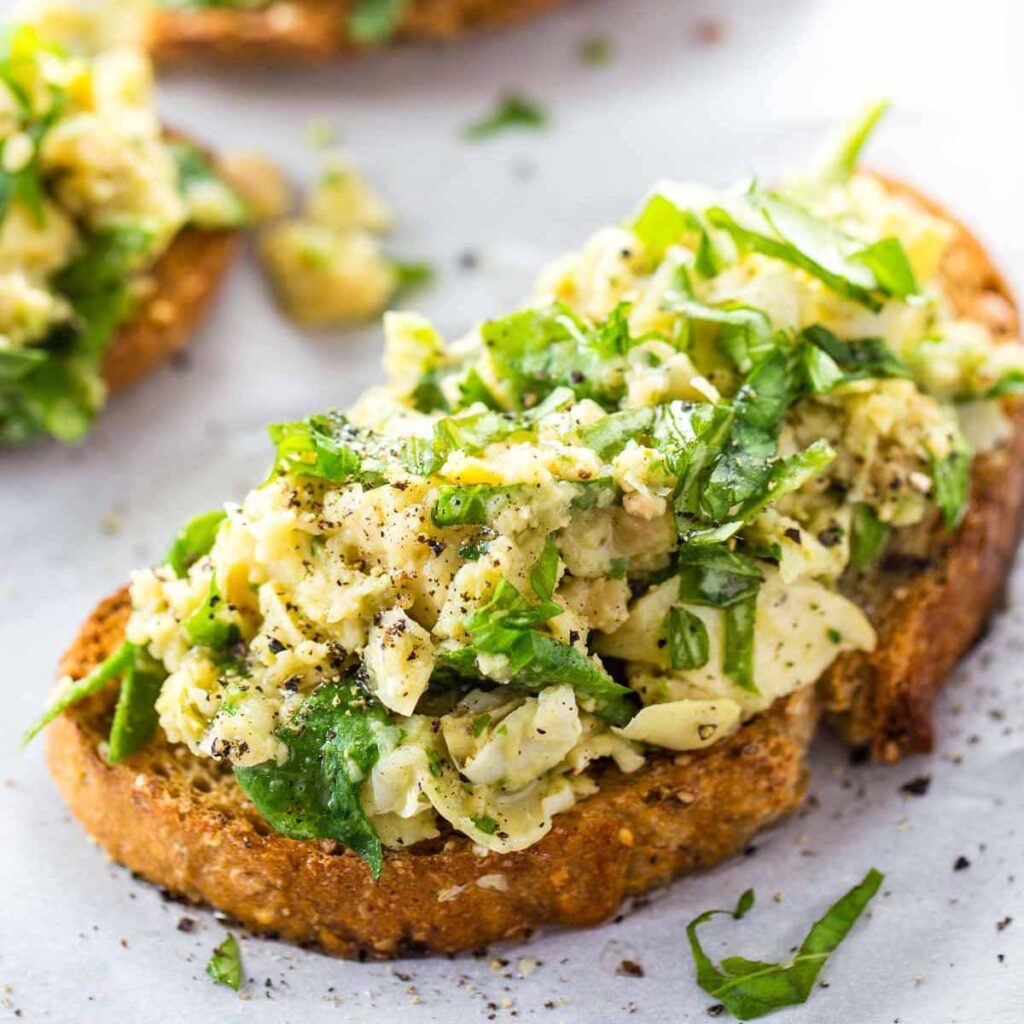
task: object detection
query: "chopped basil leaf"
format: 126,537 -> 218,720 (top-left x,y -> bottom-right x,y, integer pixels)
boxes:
267,413 -> 386,486
465,577 -> 563,636
800,324 -> 911,385
736,439 -> 836,522
471,814 -> 499,835
21,641 -> 134,747
665,606 -> 710,670
797,98 -> 890,192
929,432 -> 971,528
206,934 -> 242,991
234,682 -> 394,878
663,265 -> 775,373
457,578 -> 635,725
457,367 -> 502,410
471,713 -> 492,737
608,556 -> 630,580
686,868 -> 884,1019
981,368 -> 1024,399
569,477 -> 619,510
849,503 -> 890,570
431,484 -> 516,527
392,259 -> 435,292
184,579 -> 241,652
107,649 -> 166,763
166,509 -> 227,578
709,186 -> 917,311
458,540 -> 489,561
699,348 -> 806,522
529,539 -> 561,602
632,193 -> 724,273
851,237 -> 918,298
410,368 -> 450,414
463,93 -> 548,141
348,0 -> 409,43
723,595 -> 758,693
677,545 -> 762,608
579,407 -> 654,459
480,302 -> 633,410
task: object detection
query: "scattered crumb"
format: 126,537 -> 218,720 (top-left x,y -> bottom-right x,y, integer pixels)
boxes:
579,34 -> 612,66
953,855 -> 971,872
617,959 -> 645,978
517,958 -> 539,978
900,776 -> 931,797
693,17 -> 726,46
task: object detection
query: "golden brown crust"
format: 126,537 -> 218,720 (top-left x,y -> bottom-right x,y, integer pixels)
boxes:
149,0 -> 576,64
48,589 -> 815,958
102,225 -> 237,392
820,173 -> 1024,761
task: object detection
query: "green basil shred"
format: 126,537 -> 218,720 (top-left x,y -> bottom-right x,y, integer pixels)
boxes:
686,868 -> 884,1019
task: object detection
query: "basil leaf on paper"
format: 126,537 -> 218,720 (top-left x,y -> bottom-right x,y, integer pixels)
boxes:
686,868 -> 884,1020
206,933 -> 242,991
463,93 -> 548,141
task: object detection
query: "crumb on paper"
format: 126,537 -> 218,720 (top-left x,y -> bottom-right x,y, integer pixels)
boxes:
693,17 -> 726,46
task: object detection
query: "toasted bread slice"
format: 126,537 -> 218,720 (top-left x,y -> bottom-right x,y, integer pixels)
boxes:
48,588 -> 816,958
43,176 -> 1023,958
820,175 -> 1024,762
149,0 -> 575,64
102,224 -> 237,392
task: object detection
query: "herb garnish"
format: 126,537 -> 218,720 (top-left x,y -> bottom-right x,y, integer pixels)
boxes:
464,94 -> 548,141
234,682 -> 397,878
686,869 -> 883,1019
206,933 -> 242,991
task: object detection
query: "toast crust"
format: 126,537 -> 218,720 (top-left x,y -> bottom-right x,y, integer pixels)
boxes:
48,588 -> 816,958
44,175 -> 1023,957
149,0 -> 575,64
102,225 -> 237,392
820,174 -> 1024,761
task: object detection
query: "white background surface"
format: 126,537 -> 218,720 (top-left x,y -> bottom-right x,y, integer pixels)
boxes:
2,0 -> 1024,1020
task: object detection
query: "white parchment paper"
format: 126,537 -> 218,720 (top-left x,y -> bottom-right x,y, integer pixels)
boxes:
2,0 -> 1023,1019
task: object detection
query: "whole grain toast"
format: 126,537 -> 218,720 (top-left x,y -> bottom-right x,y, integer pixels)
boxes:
149,0 -> 576,64
43,176 -> 1024,957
